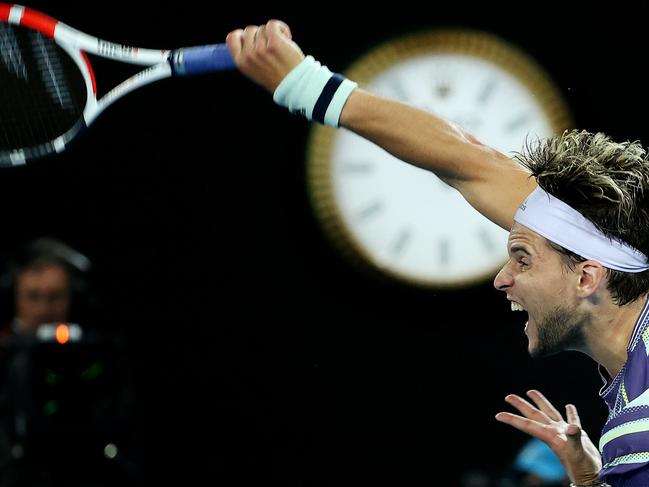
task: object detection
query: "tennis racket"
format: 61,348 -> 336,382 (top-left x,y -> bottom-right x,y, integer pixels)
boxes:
0,3 -> 235,167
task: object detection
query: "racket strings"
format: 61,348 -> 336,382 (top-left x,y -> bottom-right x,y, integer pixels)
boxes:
0,23 -> 29,81
0,23 -> 86,155
31,32 -> 76,114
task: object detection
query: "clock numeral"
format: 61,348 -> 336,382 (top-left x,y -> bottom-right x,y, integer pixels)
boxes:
388,79 -> 410,102
477,227 -> 498,253
505,113 -> 532,133
478,79 -> 496,105
438,238 -> 450,266
342,161 -> 374,174
390,228 -> 412,256
356,201 -> 383,222
435,80 -> 452,100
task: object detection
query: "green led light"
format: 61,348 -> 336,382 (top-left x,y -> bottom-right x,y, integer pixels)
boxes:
44,369 -> 61,386
81,361 -> 104,381
43,400 -> 59,416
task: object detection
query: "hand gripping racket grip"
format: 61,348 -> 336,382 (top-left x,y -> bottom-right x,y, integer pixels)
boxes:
170,44 -> 236,75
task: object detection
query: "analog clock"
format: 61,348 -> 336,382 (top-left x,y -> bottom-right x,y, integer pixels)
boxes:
307,29 -> 574,288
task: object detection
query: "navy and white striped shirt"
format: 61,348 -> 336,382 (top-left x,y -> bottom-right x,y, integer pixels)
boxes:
599,297 -> 649,486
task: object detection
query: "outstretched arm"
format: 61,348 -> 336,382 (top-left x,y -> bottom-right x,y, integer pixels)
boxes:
226,20 -> 536,230
496,390 -> 603,486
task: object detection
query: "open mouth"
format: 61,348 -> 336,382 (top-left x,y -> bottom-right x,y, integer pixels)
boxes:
510,301 -> 526,312
510,301 -> 530,333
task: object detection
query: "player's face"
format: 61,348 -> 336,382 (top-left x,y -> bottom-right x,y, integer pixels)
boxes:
494,223 -> 588,357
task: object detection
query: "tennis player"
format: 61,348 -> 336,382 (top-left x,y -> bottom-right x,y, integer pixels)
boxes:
226,20 -> 649,487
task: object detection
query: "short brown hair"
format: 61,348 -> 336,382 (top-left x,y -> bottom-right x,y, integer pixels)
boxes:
516,129 -> 649,305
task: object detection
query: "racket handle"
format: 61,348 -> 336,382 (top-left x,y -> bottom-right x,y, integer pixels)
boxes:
171,44 -> 236,75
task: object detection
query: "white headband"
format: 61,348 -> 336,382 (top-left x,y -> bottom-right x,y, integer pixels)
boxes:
514,186 -> 649,273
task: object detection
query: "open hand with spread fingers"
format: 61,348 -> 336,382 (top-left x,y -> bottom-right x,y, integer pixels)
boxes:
495,389 -> 602,486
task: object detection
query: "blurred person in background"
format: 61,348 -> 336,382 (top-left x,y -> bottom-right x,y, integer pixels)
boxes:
0,237 -> 136,487
0,236 -> 92,339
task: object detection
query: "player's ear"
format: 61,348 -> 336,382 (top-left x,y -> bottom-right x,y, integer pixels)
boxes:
576,260 -> 606,298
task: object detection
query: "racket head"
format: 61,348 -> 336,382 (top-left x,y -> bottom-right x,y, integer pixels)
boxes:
1,4 -> 95,167
1,3 -> 235,167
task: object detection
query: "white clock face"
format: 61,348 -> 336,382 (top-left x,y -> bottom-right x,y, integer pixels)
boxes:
332,55 -> 555,285
309,32 -> 572,287
371,54 -> 555,153
331,137 -> 509,285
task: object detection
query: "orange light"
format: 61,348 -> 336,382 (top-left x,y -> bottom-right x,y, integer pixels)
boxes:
55,323 -> 69,344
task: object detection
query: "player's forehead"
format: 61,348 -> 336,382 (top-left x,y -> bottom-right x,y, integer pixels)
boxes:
507,222 -> 550,253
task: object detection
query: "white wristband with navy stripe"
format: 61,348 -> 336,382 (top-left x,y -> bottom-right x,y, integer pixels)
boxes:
273,55 -> 357,127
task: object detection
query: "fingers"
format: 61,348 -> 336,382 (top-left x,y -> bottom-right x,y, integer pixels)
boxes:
225,19 -> 303,92
227,20 -> 291,55
267,19 -> 292,40
494,411 -> 531,430
225,29 -> 244,58
565,403 -> 581,427
494,411 -> 552,442
226,24 -> 266,64
527,389 -> 563,422
256,25 -> 268,45
242,25 -> 259,51
503,393 -> 553,424
495,394 -> 567,446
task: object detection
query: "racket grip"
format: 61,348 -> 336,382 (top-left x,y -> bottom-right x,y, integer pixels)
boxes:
171,44 -> 236,75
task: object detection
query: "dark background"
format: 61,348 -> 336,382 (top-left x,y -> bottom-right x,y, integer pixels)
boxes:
2,1 -> 646,485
